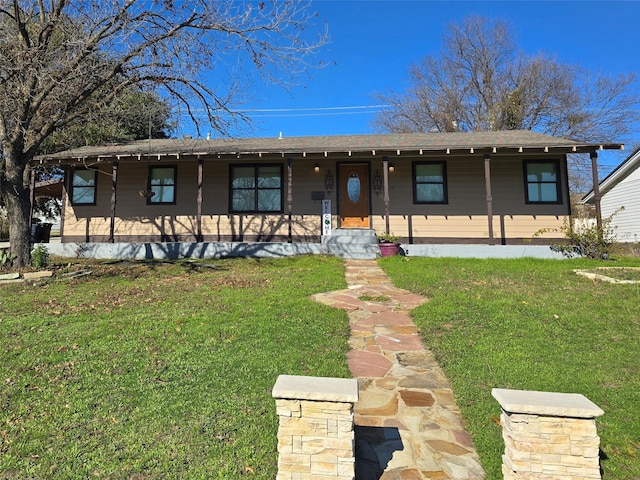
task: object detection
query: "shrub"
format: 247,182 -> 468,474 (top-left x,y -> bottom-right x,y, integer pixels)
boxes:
377,232 -> 400,243
1,248 -> 16,271
31,244 -> 50,269
536,209 -> 621,259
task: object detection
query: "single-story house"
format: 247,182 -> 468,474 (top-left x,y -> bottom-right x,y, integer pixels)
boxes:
583,147 -> 640,243
34,131 -> 622,256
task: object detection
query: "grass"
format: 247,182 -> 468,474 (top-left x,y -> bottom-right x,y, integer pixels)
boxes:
358,294 -> 391,302
0,256 -> 350,479
379,256 -> 640,479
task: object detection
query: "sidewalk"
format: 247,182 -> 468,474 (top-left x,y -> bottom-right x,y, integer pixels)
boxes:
0,237 -> 60,249
312,259 -> 485,480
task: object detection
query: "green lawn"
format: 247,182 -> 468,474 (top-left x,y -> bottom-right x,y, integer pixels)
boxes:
380,256 -> 640,479
0,256 -> 350,479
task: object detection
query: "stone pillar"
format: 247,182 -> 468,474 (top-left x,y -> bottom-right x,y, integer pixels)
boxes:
272,375 -> 358,480
492,388 -> 604,480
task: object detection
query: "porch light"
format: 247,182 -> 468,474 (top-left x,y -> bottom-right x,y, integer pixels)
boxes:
373,169 -> 383,196
324,169 -> 334,194
388,163 -> 395,173
314,163 -> 320,173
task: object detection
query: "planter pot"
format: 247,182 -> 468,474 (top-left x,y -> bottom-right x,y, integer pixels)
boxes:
379,242 -> 400,257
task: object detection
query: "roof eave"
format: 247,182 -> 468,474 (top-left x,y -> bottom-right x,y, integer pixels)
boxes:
36,143 -> 624,165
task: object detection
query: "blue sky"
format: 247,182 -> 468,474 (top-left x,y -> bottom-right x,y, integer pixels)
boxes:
178,0 -> 640,171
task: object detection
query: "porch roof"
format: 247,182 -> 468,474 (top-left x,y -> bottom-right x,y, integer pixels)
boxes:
36,130 -> 623,164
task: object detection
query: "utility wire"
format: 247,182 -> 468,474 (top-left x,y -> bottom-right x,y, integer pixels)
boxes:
173,104 -> 392,119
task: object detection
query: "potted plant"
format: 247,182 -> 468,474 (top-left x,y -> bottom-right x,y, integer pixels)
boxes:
377,232 -> 401,257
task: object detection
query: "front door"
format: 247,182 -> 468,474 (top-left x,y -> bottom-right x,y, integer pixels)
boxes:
338,163 -> 370,228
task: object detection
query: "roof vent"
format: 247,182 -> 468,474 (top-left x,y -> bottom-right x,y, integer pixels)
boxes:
279,132 -> 283,140
183,134 -> 192,139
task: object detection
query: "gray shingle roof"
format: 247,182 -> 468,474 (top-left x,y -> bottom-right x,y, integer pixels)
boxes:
37,130 -> 623,162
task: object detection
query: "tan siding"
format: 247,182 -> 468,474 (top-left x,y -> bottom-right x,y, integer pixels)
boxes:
370,154 -> 569,241
501,215 -> 566,238
409,215 -> 492,238
202,160 -> 228,215
371,214 -> 566,241
61,152 -> 569,243
114,216 -> 198,236
63,215 -> 111,237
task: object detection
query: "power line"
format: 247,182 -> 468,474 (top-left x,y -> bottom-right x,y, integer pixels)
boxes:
248,110 -> 390,118
173,104 -> 392,119
238,104 -> 391,113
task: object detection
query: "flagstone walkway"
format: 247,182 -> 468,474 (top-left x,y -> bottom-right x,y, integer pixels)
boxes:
311,259 -> 485,480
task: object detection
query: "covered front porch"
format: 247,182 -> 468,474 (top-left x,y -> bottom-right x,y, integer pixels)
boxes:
34,131 -> 622,249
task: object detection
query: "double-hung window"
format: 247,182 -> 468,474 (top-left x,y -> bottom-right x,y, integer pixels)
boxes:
230,164 -> 283,213
70,169 -> 97,205
148,166 -> 176,204
413,161 -> 448,204
524,160 -> 561,204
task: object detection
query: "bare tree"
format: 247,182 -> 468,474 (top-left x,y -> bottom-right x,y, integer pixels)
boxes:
374,16 -> 640,150
0,0 -> 326,268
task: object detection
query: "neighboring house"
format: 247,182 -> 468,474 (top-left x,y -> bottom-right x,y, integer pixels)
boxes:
583,148 -> 640,243
35,131 -> 621,246
33,177 -> 63,229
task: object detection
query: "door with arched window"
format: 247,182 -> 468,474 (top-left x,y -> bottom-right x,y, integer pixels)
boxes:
338,163 -> 370,228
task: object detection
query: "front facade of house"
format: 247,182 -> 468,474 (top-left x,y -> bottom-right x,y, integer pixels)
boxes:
37,131 -> 620,246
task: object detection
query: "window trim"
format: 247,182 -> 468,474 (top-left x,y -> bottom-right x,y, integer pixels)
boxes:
523,159 -> 562,204
412,161 -> 448,204
229,163 -> 284,214
70,168 -> 97,206
147,165 -> 177,205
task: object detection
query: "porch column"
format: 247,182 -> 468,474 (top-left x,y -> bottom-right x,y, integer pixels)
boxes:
109,161 -> 118,243
287,158 -> 293,243
196,157 -> 203,242
382,156 -> 390,235
60,168 -> 69,242
590,151 -> 603,232
29,167 -> 36,238
484,153 -> 495,245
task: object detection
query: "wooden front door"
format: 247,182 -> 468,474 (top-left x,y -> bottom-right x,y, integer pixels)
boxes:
338,163 -> 370,228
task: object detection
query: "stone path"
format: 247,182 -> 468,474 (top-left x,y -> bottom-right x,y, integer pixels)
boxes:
311,259 -> 485,480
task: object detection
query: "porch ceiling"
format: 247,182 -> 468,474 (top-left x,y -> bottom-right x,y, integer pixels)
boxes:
36,130 -> 623,165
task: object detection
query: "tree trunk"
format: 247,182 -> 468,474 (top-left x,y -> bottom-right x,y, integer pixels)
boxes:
0,159 -> 32,269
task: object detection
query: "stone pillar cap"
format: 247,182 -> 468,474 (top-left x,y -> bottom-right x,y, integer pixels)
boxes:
492,388 -> 604,418
272,375 -> 358,403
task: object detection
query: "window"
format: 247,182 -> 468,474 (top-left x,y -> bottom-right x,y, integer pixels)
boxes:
524,160 -> 561,204
230,164 -> 283,213
413,161 -> 447,204
148,166 -> 176,204
70,169 -> 97,205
